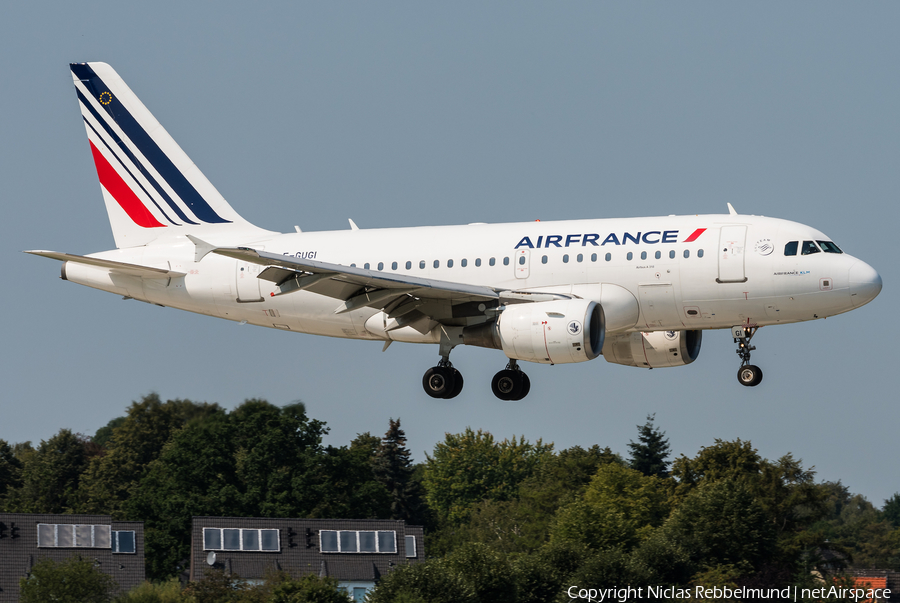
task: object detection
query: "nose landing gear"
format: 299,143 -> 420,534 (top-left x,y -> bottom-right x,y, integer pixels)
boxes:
733,326 -> 763,387
491,360 -> 531,401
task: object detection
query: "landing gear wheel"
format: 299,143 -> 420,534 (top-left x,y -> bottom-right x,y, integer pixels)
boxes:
737,365 -> 763,387
491,369 -> 521,401
423,366 -> 457,398
447,368 -> 464,399
519,373 -> 531,399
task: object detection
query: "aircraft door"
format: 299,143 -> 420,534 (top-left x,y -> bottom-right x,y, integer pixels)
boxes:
236,261 -> 264,302
717,226 -> 748,283
515,249 -> 530,279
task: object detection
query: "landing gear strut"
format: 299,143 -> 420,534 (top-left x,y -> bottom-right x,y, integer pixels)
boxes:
733,326 -> 763,387
491,360 -> 531,401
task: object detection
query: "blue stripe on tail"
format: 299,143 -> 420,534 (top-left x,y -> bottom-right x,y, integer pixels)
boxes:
71,63 -> 230,225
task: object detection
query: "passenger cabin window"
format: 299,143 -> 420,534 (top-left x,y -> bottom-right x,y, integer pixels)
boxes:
419,260 -> 425,269
577,253 -> 583,262
640,251 -> 647,260
784,241 -> 798,256
503,257 -> 510,266
461,259 -> 467,267
475,258 -> 482,267
433,260 -> 440,268
391,262 -> 397,270
818,241 -> 843,254
541,255 -> 548,264
655,251 -> 661,260
447,259 -> 454,268
626,252 -> 633,261
562,254 -> 569,263
406,261 -> 412,270
489,258 -> 496,266
698,249 -> 704,258
801,241 -> 820,255
603,253 -> 610,262
377,262 -> 384,270
669,250 -> 675,259
518,256 -> 526,265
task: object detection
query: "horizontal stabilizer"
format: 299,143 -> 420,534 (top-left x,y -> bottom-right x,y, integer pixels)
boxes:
24,250 -> 184,278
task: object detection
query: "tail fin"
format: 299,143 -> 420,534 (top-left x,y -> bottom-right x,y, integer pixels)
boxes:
70,62 -> 270,248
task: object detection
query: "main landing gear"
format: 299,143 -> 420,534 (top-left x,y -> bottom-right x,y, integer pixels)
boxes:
733,326 -> 763,387
422,360 -> 464,399
491,360 -> 530,401
420,355 -> 531,401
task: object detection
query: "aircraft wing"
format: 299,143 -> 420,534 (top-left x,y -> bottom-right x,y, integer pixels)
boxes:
24,250 -> 185,278
211,247 -> 569,317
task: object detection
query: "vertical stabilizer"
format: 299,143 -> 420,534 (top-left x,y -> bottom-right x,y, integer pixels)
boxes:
70,62 -> 270,248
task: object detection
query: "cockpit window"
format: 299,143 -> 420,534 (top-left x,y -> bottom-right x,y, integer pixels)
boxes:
817,240 -> 843,254
784,241 -> 798,256
801,241 -> 821,255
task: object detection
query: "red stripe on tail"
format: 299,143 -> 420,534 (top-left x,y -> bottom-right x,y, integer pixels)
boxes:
683,228 -> 706,243
89,141 -> 165,228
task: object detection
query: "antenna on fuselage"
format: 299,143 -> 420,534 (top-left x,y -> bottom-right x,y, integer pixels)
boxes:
727,203 -> 738,215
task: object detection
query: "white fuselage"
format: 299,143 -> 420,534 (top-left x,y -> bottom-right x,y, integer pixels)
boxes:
62,213 -> 881,347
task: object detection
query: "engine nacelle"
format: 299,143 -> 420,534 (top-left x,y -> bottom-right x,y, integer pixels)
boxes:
496,299 -> 604,364
603,330 -> 701,368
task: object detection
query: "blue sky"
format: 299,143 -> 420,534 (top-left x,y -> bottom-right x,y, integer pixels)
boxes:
2,2 -> 898,504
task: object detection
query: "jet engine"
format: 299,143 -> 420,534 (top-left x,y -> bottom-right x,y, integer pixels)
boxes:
603,330 -> 701,368
492,299 -> 604,364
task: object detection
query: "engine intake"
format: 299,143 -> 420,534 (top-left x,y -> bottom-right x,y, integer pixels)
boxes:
603,330 -> 701,368
493,299 -> 605,364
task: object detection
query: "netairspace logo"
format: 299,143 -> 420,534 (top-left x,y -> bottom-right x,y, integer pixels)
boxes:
565,585 -> 891,602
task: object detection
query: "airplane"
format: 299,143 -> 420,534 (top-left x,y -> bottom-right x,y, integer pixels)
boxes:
27,62 -> 882,400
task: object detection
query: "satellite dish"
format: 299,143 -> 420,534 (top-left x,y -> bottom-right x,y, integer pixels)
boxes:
206,551 -> 216,566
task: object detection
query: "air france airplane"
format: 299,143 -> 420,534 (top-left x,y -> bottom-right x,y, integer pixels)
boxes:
27,63 -> 882,400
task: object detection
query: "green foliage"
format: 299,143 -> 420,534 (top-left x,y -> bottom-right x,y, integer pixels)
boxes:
627,414 -> 671,478
114,579 -> 190,603
266,573 -> 349,603
366,560 -> 476,603
20,555 -> 117,603
441,542 -> 517,603
423,428 -> 553,524
551,463 -> 669,551
671,438 -> 761,489
660,477 -> 776,573
372,418 -> 423,523
79,394 -> 225,516
127,399 -> 390,580
183,568 -> 247,603
94,416 -> 127,449
882,492 -> 900,527
0,439 -> 23,500
5,429 -> 90,513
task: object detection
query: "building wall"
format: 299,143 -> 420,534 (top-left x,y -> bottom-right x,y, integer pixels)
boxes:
190,517 -> 424,586
0,513 -> 144,602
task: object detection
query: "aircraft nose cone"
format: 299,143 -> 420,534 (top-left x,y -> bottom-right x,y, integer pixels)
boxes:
848,261 -> 882,308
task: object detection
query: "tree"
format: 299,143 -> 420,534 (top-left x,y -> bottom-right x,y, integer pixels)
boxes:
126,399 -> 390,580
78,394 -> 224,515
373,418 -> 423,523
883,492 -> 900,528
5,429 -> 89,513
627,414 -> 671,478
19,556 -> 116,603
550,463 -> 669,551
660,477 -> 776,574
0,439 -> 23,500
423,428 -> 553,524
